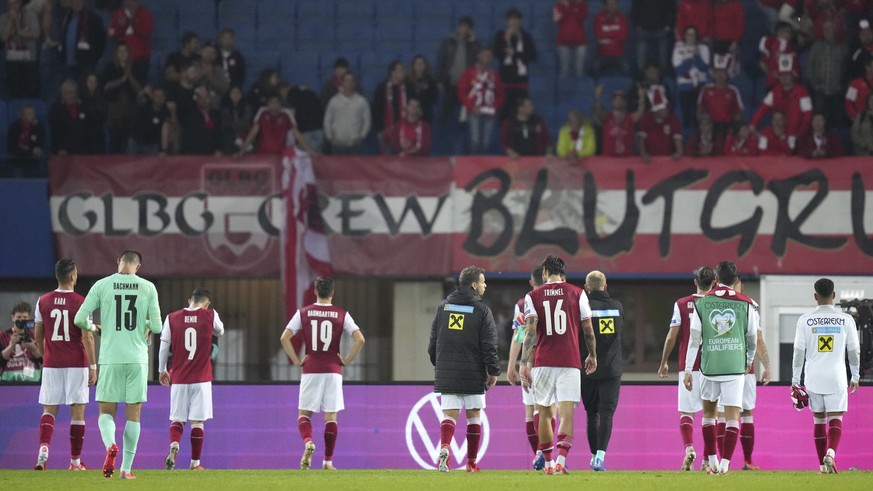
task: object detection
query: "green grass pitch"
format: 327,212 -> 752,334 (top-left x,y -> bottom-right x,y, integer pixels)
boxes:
1,469 -> 872,490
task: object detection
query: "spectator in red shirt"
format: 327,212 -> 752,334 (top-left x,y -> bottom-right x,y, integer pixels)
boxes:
500,97 -> 552,157
386,97 -> 432,157
711,0 -> 744,75
676,0 -> 712,41
107,0 -> 152,85
724,124 -> 759,156
241,93 -> 316,156
458,46 -> 505,154
796,112 -> 846,158
756,110 -> 794,155
636,95 -> 683,162
759,21 -> 797,88
373,60 -> 414,154
686,115 -> 724,157
554,0 -> 588,78
594,84 -> 646,157
697,59 -> 744,140
845,57 -> 873,121
750,58 -> 812,145
593,0 -> 629,76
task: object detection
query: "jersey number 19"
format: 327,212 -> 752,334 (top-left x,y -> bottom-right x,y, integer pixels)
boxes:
310,320 -> 333,351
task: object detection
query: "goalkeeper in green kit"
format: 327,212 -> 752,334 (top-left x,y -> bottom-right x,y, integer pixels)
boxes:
74,251 -> 162,479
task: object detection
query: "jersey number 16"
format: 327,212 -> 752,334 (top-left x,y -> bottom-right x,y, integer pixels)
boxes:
543,300 -> 567,336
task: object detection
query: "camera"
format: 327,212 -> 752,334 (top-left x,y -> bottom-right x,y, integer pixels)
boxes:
10,319 -> 35,343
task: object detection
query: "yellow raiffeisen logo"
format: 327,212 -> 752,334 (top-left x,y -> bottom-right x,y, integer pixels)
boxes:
448,314 -> 464,330
818,335 -> 834,352
599,318 -> 615,334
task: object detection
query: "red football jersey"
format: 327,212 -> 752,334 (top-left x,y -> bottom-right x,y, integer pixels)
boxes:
524,281 -> 592,369
34,290 -> 88,368
254,107 -> 295,154
162,308 -> 223,384
671,293 -> 703,372
637,112 -> 681,156
286,303 -> 360,375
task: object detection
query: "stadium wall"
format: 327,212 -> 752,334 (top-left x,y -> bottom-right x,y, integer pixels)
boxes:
0,384 -> 870,470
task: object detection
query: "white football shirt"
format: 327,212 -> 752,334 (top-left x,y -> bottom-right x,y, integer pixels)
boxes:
794,304 -> 860,394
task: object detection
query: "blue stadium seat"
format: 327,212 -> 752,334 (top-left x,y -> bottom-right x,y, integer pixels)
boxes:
296,0 -> 335,23
258,0 -> 295,19
375,1 -> 413,20
228,17 -> 258,49
150,12 -> 179,52
179,0 -> 217,42
148,51 -> 164,87
731,72 -> 757,121
281,51 -> 320,90
141,0 -> 177,17
456,1 -> 496,35
336,24 -> 375,49
596,75 -> 634,111
245,51 -> 281,89
257,18 -> 295,52
415,3 -> 454,30
217,1 -> 254,20
295,22 -> 335,51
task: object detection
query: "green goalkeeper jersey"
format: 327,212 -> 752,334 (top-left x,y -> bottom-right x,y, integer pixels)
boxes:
74,273 -> 162,365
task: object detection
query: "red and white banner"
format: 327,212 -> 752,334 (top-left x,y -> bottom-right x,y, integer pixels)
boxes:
49,156 -> 284,276
308,155 -> 873,276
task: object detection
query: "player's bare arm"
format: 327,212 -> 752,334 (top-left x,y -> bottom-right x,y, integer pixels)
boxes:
659,326 -> 680,378
507,340 -> 521,385
280,329 -> 304,366
33,321 -> 45,358
581,317 -> 597,375
755,331 -> 772,384
83,330 -> 97,385
340,330 -> 366,366
519,318 -> 537,388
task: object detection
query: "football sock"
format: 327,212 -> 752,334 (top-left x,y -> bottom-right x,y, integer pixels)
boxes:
827,415 -> 843,453
813,417 -> 827,464
539,442 -> 554,465
439,417 -> 456,448
702,417 -> 717,463
324,421 -> 338,460
467,418 -> 481,464
556,433 -> 573,459
97,414 -> 116,448
120,421 -> 140,472
39,413 -> 55,447
70,420 -> 85,460
740,416 -> 754,463
297,416 -> 313,444
722,420 -> 739,464
525,418 -> 538,454
716,417 -> 726,457
679,415 -> 694,447
170,421 -> 184,444
190,423 -> 204,461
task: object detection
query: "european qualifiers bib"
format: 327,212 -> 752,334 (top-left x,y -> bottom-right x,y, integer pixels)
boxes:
694,296 -> 750,376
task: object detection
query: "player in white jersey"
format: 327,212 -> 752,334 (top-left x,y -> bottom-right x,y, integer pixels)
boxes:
792,278 -> 861,474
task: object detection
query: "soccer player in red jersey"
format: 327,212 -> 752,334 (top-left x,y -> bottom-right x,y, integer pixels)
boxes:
281,277 -> 366,471
658,266 -> 716,471
32,259 -> 96,471
506,266 -> 552,470
158,288 -> 224,471
519,255 -> 596,475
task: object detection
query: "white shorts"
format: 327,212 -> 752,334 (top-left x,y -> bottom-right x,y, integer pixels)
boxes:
531,366 -> 581,406
522,384 -> 535,406
701,375 -> 744,408
808,389 -> 848,413
39,367 -> 89,405
716,374 -> 757,412
440,393 -> 486,410
678,371 -> 703,413
298,373 -> 344,413
169,382 -> 213,422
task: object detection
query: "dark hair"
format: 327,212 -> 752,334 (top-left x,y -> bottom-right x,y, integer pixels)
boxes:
715,260 -> 739,287
693,266 -> 716,290
181,31 -> 199,46
333,57 -> 350,69
120,250 -> 143,265
530,266 -> 544,287
11,302 -> 31,316
542,255 -> 566,277
814,278 -> 835,297
191,287 -> 211,303
55,259 -> 76,283
387,60 -> 404,76
220,27 -> 235,36
459,266 -> 485,288
458,16 -> 474,28
505,8 -> 522,19
315,277 -> 335,299
775,21 -> 794,33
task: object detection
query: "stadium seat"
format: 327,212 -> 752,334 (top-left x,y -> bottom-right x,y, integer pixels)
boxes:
731,72 -> 757,122
596,75 -> 634,111
456,0 -> 496,35
148,51 -> 164,87
415,3 -> 454,31
257,18 -> 295,52
336,24 -> 375,51
179,0 -> 217,42
281,51 -> 320,90
150,12 -> 179,52
296,22 -> 336,51
141,0 -> 177,17
375,0 -> 414,20
258,0 -> 295,19
245,51 -> 281,89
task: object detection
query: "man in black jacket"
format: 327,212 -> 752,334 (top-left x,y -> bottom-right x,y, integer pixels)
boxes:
428,266 -> 499,473
580,270 -> 624,472
59,0 -> 107,82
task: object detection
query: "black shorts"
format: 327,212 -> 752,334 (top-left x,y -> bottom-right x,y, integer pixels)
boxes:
580,376 -> 621,414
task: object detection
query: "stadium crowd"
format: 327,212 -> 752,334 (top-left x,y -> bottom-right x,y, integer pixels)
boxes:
2,0 -> 873,177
